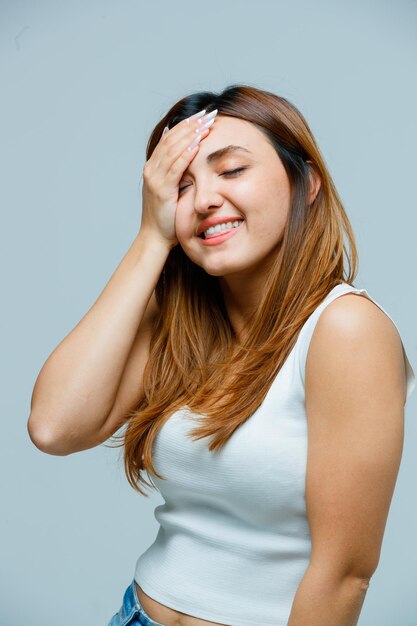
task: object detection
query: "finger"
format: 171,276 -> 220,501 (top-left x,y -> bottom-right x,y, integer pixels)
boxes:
156,115 -> 203,152
185,108 -> 207,124
164,112 -> 216,157
162,108 -> 213,141
168,127 -> 210,182
154,110 -> 217,176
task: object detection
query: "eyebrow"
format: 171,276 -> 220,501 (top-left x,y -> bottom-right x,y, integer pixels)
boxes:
183,145 -> 252,176
205,144 -> 252,163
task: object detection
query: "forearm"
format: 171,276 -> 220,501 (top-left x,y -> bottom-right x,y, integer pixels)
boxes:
28,229 -> 171,450
287,565 -> 370,626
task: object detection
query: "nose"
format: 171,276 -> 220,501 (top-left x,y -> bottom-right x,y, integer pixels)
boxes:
193,180 -> 224,215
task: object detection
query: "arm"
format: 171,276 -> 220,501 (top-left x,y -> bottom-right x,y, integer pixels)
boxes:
287,293 -> 407,626
27,111 -> 213,455
27,230 -> 171,455
287,566 -> 369,626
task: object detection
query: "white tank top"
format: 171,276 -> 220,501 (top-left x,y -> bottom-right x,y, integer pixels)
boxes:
134,282 -> 416,626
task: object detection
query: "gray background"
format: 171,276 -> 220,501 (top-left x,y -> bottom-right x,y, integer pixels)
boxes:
1,0 -> 416,624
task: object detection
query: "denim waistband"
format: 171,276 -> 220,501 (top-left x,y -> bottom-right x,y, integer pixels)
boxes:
114,579 -> 165,626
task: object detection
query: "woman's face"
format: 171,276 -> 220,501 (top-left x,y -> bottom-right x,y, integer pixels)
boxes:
175,115 -> 292,278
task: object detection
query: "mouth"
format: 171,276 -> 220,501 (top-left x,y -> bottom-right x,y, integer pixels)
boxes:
197,218 -> 243,240
197,220 -> 244,246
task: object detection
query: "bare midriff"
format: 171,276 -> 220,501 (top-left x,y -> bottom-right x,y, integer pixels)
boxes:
135,582 -> 229,626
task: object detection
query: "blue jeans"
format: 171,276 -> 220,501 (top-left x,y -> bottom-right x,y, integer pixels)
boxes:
108,579 -> 165,626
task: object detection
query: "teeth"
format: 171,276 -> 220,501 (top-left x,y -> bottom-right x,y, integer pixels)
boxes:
203,220 -> 242,237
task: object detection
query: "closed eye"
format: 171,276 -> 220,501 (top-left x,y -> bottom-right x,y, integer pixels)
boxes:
178,167 -> 247,193
220,167 -> 247,178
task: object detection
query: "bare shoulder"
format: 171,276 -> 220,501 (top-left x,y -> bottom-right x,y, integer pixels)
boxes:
313,291 -> 402,344
306,292 -> 406,404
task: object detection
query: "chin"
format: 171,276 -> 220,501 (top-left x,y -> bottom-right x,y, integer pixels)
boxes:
181,244 -> 251,277
200,260 -> 248,278
203,267 -> 227,277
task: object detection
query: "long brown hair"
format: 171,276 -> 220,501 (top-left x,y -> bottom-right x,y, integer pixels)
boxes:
107,84 -> 358,496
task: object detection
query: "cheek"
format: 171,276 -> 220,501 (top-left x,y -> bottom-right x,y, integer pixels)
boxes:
249,184 -> 290,234
174,204 -> 192,240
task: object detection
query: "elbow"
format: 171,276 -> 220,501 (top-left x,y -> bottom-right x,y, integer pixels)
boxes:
27,414 -> 71,456
347,557 -> 380,587
308,557 -> 378,593
347,571 -> 376,594
341,573 -> 373,599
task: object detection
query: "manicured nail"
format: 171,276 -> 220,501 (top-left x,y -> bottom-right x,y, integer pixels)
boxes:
188,133 -> 203,151
202,109 -> 218,121
199,118 -> 215,131
186,109 -> 206,124
162,126 -> 169,136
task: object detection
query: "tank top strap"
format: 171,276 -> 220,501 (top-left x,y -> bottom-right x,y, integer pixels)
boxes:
297,282 -> 416,407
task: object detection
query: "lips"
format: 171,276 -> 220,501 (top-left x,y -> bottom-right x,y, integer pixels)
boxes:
198,220 -> 244,246
196,216 -> 244,237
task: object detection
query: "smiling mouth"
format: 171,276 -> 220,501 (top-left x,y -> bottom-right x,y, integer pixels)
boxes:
199,220 -> 244,240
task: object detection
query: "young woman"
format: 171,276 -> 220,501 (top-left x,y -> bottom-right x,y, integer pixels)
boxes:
28,85 -> 415,626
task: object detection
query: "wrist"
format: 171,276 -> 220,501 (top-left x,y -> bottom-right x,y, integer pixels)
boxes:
136,227 -> 177,255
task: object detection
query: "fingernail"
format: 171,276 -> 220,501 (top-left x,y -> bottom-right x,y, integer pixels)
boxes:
186,109 -> 206,123
162,126 -> 169,136
201,109 -> 218,122
199,118 -> 215,131
188,133 -> 203,151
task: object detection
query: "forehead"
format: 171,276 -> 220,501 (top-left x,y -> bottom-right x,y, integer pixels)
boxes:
187,115 -> 272,168
201,114 -> 259,141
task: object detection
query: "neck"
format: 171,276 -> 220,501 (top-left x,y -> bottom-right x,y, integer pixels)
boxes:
218,258 -> 274,342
